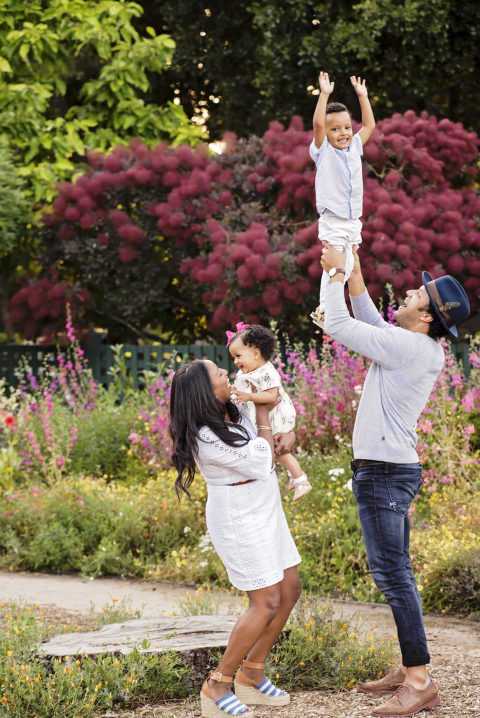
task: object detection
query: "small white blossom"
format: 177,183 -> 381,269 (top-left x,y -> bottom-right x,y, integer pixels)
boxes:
198,532 -> 213,553
328,468 -> 345,477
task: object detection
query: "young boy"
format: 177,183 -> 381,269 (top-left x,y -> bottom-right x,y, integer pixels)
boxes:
310,72 -> 376,328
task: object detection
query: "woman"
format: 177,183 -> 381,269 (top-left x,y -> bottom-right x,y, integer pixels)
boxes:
170,359 -> 302,718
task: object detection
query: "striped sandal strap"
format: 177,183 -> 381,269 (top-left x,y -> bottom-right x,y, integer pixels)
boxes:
215,692 -> 252,715
255,677 -> 287,697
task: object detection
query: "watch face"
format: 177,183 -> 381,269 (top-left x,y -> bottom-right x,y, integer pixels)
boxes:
328,268 -> 335,277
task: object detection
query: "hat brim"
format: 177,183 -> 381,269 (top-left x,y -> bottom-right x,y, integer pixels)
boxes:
422,271 -> 458,338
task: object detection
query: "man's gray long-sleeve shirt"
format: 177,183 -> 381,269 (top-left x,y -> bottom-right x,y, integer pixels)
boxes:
324,283 -> 445,463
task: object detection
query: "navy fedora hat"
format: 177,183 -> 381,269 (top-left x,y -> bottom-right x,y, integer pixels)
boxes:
422,271 -> 470,338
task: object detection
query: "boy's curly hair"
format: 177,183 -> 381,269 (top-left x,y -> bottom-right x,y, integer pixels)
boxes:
235,324 -> 277,361
326,101 -> 351,116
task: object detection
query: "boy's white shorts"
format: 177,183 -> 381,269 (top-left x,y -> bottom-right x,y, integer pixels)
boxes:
317,210 -> 363,312
317,209 -> 362,248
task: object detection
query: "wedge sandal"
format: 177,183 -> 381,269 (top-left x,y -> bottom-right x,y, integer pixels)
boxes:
234,660 -> 290,706
200,670 -> 254,717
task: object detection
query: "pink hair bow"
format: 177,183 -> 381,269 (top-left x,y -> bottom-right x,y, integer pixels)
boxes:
226,321 -> 250,346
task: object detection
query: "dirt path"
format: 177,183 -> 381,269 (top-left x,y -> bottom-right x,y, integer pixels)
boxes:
1,571 -> 479,717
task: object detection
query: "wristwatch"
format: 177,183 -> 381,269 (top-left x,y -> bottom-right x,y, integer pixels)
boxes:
328,267 -> 346,278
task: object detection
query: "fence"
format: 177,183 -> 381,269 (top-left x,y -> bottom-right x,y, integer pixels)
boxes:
0,342 -> 235,390
0,341 -> 472,390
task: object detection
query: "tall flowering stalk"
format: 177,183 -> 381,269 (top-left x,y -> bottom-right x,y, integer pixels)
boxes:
14,317 -> 99,483
128,374 -> 173,472
416,337 -> 480,500
280,334 -> 368,453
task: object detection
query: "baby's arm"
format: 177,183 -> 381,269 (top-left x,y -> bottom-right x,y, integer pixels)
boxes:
350,76 -> 375,145
313,71 -> 334,148
232,386 -> 279,405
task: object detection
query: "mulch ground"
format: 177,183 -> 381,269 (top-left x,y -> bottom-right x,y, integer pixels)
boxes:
8,604 -> 480,718
105,648 -> 480,718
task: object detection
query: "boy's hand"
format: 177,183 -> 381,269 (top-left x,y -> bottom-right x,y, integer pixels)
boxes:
350,75 -> 368,97
319,71 -> 334,95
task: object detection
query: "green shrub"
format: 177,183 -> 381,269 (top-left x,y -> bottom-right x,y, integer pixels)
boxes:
178,592 -> 397,691
0,603 -> 188,718
422,548 -> 480,616
270,597 -> 397,691
68,396 -> 147,481
0,475 -> 206,577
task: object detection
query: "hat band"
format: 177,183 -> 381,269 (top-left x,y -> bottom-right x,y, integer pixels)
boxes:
427,280 -> 455,327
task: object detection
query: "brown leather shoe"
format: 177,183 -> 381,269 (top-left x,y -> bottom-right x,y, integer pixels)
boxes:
371,681 -> 440,717
358,666 -> 406,696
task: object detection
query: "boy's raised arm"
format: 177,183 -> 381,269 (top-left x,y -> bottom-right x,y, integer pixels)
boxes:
350,75 -> 375,145
312,71 -> 334,148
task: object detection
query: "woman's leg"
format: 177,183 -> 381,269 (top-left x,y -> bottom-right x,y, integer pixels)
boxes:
207,583 -> 281,701
240,566 -> 302,686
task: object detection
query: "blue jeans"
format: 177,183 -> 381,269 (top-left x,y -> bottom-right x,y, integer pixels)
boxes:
351,461 -> 430,667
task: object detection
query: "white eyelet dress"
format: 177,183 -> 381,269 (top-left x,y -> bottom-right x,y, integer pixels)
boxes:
195,414 -> 301,592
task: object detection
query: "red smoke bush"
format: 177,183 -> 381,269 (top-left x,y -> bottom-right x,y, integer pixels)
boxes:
9,111 -> 479,343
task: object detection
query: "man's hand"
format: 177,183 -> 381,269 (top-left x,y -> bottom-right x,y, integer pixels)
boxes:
273,431 -> 295,456
320,241 -> 346,276
319,71 -> 334,95
350,75 -> 368,97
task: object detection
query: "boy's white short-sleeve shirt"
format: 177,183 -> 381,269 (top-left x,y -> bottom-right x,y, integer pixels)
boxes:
310,133 -> 364,219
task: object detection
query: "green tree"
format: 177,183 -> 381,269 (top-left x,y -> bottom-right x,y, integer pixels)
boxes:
140,0 -> 480,137
0,139 -> 32,340
252,0 -> 480,129
0,0 -> 205,204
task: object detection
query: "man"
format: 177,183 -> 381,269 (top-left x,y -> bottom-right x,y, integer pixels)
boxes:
320,241 -> 470,718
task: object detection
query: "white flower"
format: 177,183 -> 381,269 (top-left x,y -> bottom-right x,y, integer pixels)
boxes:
344,479 -> 353,491
199,561 -> 208,567
328,468 -> 345,477
183,526 -> 191,534
354,384 -> 363,396
198,532 -> 213,553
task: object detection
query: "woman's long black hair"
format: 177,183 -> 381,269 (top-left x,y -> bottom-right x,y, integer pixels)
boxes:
169,360 -> 250,498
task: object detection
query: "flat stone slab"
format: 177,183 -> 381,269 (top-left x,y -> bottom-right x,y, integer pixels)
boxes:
39,615 -> 238,658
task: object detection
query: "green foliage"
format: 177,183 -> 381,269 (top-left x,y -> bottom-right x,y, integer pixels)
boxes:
423,548 -> 480,617
270,597 -> 396,691
0,139 -> 31,254
0,603 -> 188,717
68,395 -> 146,480
0,0 -> 204,203
0,475 -> 206,578
177,592 -> 397,690
94,596 -> 144,625
151,0 -> 480,137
